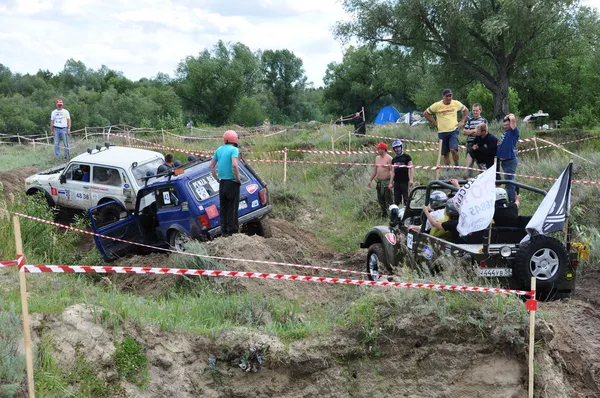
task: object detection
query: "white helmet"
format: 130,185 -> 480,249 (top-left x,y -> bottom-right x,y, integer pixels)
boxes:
495,187 -> 508,202
429,190 -> 448,209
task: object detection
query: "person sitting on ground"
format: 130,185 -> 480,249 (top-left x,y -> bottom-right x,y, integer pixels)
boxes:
493,187 -> 521,227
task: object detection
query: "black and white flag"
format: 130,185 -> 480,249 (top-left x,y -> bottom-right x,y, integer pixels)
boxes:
522,162 -> 573,243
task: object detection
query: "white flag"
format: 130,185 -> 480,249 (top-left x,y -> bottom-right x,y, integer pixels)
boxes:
522,163 -> 573,243
455,166 -> 497,236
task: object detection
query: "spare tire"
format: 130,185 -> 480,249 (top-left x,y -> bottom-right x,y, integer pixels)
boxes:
514,235 -> 568,297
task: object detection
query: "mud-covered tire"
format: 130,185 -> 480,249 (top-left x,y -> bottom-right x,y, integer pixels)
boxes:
26,189 -> 55,208
169,229 -> 191,252
96,203 -> 122,226
366,243 -> 392,281
244,217 -> 272,238
514,235 -> 569,297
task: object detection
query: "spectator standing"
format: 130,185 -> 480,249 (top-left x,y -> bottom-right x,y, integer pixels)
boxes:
424,89 -> 468,167
497,114 -> 519,202
210,130 -> 241,236
472,123 -> 498,171
463,104 -> 487,174
388,140 -> 414,206
368,142 -> 393,218
353,111 -> 366,135
50,99 -> 71,160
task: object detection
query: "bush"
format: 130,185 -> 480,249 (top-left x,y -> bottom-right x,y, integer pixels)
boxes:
0,305 -> 25,397
114,337 -> 149,388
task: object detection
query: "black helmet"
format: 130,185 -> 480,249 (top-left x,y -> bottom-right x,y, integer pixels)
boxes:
429,190 -> 448,210
445,199 -> 459,218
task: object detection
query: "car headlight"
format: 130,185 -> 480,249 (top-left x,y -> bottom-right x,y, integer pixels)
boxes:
500,246 -> 512,258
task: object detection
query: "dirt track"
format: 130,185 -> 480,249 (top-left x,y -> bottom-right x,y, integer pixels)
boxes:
3,166 -> 600,396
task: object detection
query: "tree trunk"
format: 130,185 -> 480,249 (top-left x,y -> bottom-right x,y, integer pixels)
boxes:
492,70 -> 510,121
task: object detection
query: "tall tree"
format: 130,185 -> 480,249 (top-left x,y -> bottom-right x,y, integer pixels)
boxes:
323,45 -> 415,117
175,41 -> 260,125
336,0 -> 577,119
261,49 -> 307,120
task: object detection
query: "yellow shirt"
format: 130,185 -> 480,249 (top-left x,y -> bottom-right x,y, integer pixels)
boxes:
430,213 -> 452,240
427,100 -> 466,133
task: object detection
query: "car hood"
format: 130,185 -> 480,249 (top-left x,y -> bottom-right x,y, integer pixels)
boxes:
25,173 -> 60,185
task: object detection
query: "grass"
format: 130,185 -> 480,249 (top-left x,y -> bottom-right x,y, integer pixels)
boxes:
0,123 -> 598,393
0,304 -> 26,398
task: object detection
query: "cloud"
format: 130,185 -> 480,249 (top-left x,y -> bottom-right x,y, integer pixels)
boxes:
0,0 -> 346,85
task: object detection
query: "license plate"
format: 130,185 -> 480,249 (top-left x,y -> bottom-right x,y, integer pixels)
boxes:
478,268 -> 512,277
238,200 -> 247,210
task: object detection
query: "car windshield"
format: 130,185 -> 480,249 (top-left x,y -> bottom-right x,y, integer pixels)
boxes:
131,158 -> 165,186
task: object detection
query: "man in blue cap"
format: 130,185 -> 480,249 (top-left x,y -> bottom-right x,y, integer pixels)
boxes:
388,140 -> 414,206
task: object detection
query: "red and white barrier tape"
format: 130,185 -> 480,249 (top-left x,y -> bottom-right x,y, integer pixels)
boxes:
4,211 -> 392,279
282,148 -> 441,155
20,264 -> 531,296
0,255 -> 23,268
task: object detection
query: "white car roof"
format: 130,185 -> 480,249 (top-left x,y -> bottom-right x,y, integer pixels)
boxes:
71,146 -> 164,169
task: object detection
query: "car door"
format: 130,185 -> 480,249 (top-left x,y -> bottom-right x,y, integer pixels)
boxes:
90,165 -> 125,207
89,199 -> 146,261
154,185 -> 194,238
57,163 -> 92,209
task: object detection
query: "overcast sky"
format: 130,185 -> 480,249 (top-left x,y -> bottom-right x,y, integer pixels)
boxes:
0,0 -> 598,87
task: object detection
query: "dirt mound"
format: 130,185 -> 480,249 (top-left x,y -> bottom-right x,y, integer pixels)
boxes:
30,303 -> 541,398
103,253 -> 178,296
0,166 -> 39,198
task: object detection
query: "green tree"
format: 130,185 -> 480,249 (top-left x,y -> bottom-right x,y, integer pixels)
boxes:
336,0 -> 577,120
261,49 -> 307,120
175,41 -> 261,125
323,45 -> 415,118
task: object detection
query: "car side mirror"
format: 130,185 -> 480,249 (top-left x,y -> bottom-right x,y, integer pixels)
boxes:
59,175 -> 66,184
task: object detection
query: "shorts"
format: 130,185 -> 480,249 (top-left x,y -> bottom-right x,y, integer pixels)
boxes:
465,141 -> 476,158
438,129 -> 459,155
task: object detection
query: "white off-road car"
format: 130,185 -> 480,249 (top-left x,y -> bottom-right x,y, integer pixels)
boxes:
25,144 -> 165,222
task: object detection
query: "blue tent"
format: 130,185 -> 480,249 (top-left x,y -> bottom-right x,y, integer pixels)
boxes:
374,106 -> 401,124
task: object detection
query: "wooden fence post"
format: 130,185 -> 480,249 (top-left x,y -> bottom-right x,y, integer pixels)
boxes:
528,277 -> 537,398
434,139 -> 443,180
533,137 -> 540,162
283,147 -> 288,184
13,216 -> 36,398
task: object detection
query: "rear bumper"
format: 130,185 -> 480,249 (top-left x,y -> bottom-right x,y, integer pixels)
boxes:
207,205 -> 272,238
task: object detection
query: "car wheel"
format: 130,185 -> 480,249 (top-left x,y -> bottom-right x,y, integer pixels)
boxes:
169,229 -> 191,252
96,203 -> 122,226
244,217 -> 272,238
514,235 -> 568,299
366,243 -> 391,281
26,189 -> 55,209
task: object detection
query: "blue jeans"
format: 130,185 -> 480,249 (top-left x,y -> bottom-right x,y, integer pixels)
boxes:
53,127 -> 70,160
438,129 -> 459,155
500,158 -> 518,202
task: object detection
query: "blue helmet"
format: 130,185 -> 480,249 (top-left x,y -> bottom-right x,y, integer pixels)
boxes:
392,140 -> 403,149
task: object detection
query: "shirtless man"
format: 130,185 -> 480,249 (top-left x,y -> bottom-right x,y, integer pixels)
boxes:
368,142 -> 393,218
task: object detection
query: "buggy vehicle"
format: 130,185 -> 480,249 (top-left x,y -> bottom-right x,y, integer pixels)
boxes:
88,155 -> 272,261
360,179 -> 581,300
25,144 -> 165,223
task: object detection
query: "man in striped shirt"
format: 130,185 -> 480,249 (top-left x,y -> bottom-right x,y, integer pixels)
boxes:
463,104 -> 487,175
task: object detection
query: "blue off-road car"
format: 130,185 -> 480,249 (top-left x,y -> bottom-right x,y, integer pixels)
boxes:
89,155 -> 272,261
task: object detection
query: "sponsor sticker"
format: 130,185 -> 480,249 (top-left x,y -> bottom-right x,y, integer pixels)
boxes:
445,246 -> 451,254
385,232 -> 397,245
252,200 -> 259,208
50,187 -> 58,196
205,205 -> 219,219
423,245 -> 434,260
407,233 -> 413,249
196,186 -> 209,200
123,183 -> 130,188
162,191 -> 171,205
246,184 -> 258,194
181,202 -> 189,211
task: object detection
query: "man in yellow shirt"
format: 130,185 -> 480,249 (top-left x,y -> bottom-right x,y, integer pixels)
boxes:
424,89 -> 468,167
